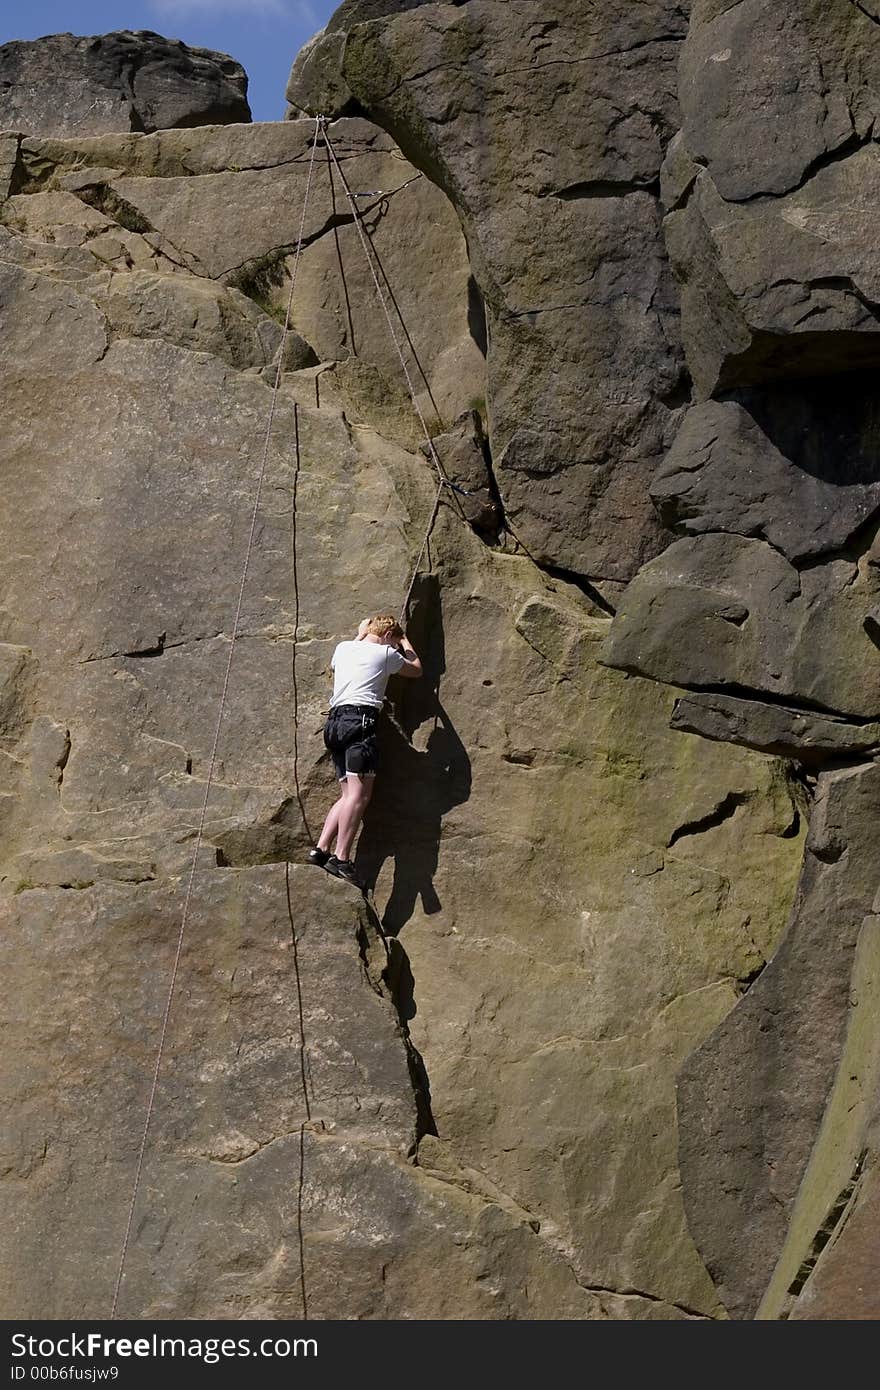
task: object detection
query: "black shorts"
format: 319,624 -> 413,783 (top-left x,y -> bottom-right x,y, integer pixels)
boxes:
324,704 -> 381,780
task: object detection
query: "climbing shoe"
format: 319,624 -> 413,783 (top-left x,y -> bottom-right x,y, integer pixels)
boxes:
326,856 -> 363,888
308,847 -> 330,868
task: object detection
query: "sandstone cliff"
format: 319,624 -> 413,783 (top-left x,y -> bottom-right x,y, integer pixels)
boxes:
1,5 -> 876,1320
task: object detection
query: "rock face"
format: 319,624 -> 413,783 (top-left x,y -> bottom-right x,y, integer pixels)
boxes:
599,0 -> 880,1320
5,0 -> 880,1323
650,386 -> 880,562
667,0 -> 880,397
0,31 -> 251,138
0,91 -> 805,1319
677,762 -> 880,1318
7,868 -> 605,1319
287,0 -> 690,583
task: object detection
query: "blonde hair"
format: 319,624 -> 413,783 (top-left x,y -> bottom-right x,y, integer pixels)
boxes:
367,613 -> 403,641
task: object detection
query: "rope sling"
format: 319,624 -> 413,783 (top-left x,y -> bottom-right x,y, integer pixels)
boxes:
110,114 -> 472,1317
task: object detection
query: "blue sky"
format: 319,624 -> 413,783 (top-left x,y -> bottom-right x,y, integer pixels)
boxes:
0,1 -> 339,121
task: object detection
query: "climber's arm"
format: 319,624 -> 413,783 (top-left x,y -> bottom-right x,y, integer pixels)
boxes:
396,634 -> 422,679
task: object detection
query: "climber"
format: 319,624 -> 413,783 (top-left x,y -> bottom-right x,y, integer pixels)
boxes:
309,614 -> 423,886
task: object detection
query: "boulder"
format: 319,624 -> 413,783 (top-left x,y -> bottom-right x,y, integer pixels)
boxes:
421,411 -> 499,534
664,145 -> 880,397
662,1 -> 880,397
286,0 -> 691,582
652,384 -> 880,561
670,692 -> 880,764
602,532 -> 880,720
0,31 -> 250,138
679,1 -> 880,203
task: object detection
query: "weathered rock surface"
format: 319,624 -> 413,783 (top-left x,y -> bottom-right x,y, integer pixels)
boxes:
0,31 -> 251,138
593,0 -> 880,1321
678,1 -> 880,203
7,118 -> 484,432
652,385 -> 880,562
678,763 -> 880,1318
287,0 -> 691,582
758,914 -> 880,1319
664,144 -> 880,398
664,2 -> 880,397
4,867 -> 609,1319
0,103 -> 805,1319
8,0 -> 880,1326
670,692 -> 880,764
601,530 -> 880,721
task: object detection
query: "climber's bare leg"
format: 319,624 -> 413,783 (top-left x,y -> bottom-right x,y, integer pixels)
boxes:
317,781 -> 347,853
334,773 -> 375,862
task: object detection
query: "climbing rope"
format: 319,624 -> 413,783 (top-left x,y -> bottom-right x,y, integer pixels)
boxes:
109,114 -> 324,1320
111,113 -> 473,1316
321,120 -> 469,618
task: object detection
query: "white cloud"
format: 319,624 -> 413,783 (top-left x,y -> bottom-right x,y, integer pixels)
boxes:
150,0 -> 318,20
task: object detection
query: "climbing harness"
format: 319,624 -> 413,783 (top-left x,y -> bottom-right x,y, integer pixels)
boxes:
110,112 -> 475,1317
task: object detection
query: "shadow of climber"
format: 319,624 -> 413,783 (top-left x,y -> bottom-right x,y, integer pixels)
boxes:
354,576 -> 471,934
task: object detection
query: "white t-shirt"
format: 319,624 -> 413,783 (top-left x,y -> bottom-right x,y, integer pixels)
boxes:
329,640 -> 406,710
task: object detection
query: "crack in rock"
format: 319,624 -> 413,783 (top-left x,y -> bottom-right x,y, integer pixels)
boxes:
667,790 -> 754,847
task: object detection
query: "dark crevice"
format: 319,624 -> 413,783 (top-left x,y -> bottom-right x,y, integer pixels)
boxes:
72,182 -> 152,235
123,632 -> 166,658
578,1281 -> 711,1319
503,750 -> 535,766
810,839 -> 847,865
623,672 -> 880,727
5,134 -> 26,197
735,961 -> 767,996
783,1152 -> 866,1310
718,605 -> 748,627
538,562 -> 617,617
355,902 -> 437,1144
549,177 -> 660,201
382,934 -> 437,1142
727,130 -> 868,206
55,729 -> 71,788
659,368 -> 693,410
471,425 -> 506,540
787,761 -> 819,805
780,807 -> 801,840
466,273 -> 488,357
667,790 -> 753,847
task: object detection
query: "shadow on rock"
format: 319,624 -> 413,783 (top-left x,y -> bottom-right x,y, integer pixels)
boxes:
355,574 -> 471,935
